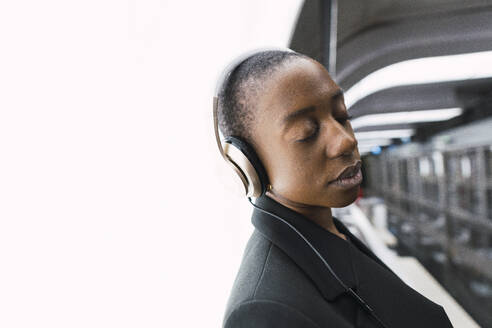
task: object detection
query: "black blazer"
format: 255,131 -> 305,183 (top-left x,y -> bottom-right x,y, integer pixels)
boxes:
222,195 -> 453,327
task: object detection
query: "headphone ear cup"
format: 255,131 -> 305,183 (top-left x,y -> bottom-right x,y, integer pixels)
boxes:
223,136 -> 269,197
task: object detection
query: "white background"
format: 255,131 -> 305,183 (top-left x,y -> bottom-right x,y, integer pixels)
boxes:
0,1 -> 303,327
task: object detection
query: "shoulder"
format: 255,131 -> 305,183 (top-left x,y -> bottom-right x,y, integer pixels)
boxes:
223,229 -> 328,327
223,299 -> 321,328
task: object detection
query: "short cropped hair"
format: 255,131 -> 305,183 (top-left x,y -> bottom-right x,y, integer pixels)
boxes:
217,50 -> 307,146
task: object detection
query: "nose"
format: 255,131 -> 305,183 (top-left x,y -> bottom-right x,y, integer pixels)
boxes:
324,122 -> 358,159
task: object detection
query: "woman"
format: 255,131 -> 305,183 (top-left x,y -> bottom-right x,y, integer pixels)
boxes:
214,49 -> 453,328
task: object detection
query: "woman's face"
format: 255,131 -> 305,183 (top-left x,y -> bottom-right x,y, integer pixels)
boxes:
252,57 -> 362,208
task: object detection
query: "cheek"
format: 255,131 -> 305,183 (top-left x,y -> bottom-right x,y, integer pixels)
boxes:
270,148 -> 326,190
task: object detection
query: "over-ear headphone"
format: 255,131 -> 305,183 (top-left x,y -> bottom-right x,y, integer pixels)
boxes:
212,47 -> 295,198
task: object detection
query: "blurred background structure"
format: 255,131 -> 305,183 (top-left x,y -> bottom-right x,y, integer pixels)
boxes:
288,1 -> 492,326
1,0 -> 491,327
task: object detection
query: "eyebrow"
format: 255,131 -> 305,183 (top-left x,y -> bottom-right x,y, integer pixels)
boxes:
282,88 -> 345,126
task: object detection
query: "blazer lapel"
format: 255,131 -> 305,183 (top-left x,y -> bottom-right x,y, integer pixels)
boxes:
251,195 -> 358,302
333,218 -> 398,277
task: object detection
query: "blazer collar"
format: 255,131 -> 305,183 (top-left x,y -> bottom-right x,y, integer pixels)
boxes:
251,194 -> 358,301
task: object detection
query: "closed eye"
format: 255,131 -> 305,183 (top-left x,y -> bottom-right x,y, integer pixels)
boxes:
296,123 -> 320,143
296,115 -> 352,143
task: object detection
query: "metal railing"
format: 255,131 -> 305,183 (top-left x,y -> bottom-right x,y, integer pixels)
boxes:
364,142 -> 492,327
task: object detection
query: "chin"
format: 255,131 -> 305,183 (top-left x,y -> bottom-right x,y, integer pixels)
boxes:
326,186 -> 360,208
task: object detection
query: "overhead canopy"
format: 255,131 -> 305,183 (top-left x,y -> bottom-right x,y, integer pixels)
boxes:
289,0 -> 492,138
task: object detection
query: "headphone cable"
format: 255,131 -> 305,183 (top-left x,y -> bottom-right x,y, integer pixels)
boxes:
247,197 -> 389,328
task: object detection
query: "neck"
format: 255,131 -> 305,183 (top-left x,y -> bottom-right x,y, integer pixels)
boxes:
265,190 -> 347,241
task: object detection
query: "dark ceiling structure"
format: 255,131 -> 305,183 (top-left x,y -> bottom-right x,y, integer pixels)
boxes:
289,0 -> 492,136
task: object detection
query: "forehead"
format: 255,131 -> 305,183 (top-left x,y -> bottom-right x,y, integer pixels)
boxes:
256,58 -> 339,120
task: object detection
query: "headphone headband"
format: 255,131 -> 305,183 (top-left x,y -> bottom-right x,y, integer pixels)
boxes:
214,47 -> 295,97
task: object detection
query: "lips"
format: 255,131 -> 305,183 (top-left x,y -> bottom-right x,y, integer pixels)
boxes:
332,161 -> 362,182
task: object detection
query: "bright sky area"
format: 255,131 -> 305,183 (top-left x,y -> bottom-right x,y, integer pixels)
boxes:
0,1 -> 303,327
